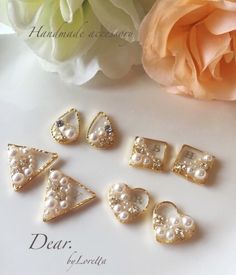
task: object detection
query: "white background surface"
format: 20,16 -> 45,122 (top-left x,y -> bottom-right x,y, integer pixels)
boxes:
0,35 -> 236,275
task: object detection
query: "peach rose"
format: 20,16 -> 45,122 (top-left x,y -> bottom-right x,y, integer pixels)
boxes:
139,0 -> 236,100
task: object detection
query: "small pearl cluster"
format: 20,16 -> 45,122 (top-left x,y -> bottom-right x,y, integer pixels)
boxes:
130,137 -> 163,171
43,170 -> 77,220
108,183 -> 146,223
8,146 -> 36,188
88,120 -> 114,148
53,119 -> 79,143
153,213 -> 195,243
173,153 -> 214,183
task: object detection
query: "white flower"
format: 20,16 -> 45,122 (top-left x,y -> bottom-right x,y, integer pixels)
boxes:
0,0 -> 14,34
6,0 -> 154,84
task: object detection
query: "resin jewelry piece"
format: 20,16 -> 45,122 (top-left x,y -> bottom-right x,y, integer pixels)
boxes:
43,170 -> 96,222
8,144 -> 58,191
108,183 -> 150,223
87,112 -> 115,149
172,145 -> 215,184
129,136 -> 168,171
51,108 -> 80,144
153,201 -> 196,244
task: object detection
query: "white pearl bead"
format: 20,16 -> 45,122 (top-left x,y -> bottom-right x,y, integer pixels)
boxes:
98,129 -> 105,137
12,172 -> 25,185
194,168 -> 207,181
202,154 -> 213,162
113,204 -> 122,213
64,187 -> 71,193
113,183 -> 125,193
97,127 -> 103,132
24,167 -> 33,177
156,227 -> 165,238
49,170 -> 62,182
45,197 -> 58,209
186,166 -> 194,175
120,193 -> 130,201
44,209 -> 54,218
8,148 -> 18,158
104,121 -> 109,126
143,157 -> 151,166
131,153 -> 142,164
89,133 -> 98,142
135,137 -> 144,144
10,159 -> 17,167
60,200 -> 68,209
22,148 -> 29,154
46,190 -> 55,198
60,177 -> 69,186
64,128 -> 77,140
166,229 -> 175,241
169,217 -> 180,226
182,216 -> 194,228
119,211 -> 129,221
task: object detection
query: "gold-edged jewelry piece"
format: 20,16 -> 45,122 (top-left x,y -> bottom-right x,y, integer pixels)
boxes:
172,144 -> 215,184
43,169 -> 96,222
153,201 -> 196,244
129,136 -> 168,171
108,183 -> 150,223
86,112 -> 115,149
51,108 -> 80,144
8,144 -> 58,191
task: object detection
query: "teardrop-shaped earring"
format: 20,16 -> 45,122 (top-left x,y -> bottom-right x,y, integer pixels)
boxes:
86,112 -> 116,149
51,108 -> 80,144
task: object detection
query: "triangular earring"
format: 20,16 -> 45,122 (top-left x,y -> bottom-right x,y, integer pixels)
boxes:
43,170 -> 96,222
8,144 -> 58,191
86,112 -> 115,149
51,108 -> 80,144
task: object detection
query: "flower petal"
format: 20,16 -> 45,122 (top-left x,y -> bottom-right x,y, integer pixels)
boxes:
0,0 -> 11,25
204,9 -> 236,35
50,2 -> 100,61
59,0 -> 84,23
88,0 -> 138,41
41,31 -> 142,85
110,0 -> 143,29
8,1 -> 101,62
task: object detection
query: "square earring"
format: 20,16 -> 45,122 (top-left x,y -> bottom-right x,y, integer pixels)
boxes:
129,136 -> 168,172
172,144 -> 215,184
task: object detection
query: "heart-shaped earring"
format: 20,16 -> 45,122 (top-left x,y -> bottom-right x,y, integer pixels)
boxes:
153,201 -> 196,244
51,108 -> 80,144
87,112 -> 115,149
108,183 -> 150,223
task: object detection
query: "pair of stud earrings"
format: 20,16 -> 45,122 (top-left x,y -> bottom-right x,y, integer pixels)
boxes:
8,144 -> 97,222
51,108 -> 115,149
108,183 -> 196,244
129,136 -> 216,184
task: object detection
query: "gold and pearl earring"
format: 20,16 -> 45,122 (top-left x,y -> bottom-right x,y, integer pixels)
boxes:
129,136 -> 168,171
172,145 -> 215,184
51,108 -> 80,144
108,183 -> 150,223
43,170 -> 96,222
153,201 -> 196,244
87,112 -> 115,149
8,144 -> 58,191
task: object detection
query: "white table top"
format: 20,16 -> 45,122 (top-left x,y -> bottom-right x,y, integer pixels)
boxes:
1,34 -> 236,275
